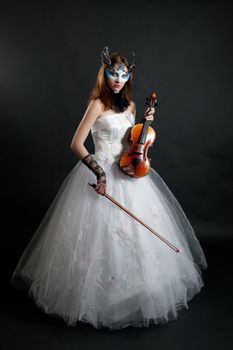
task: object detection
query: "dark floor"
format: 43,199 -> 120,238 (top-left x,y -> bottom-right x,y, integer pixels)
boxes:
1,239 -> 233,350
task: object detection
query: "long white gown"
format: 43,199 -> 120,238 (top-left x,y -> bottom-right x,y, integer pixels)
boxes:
11,111 -> 207,330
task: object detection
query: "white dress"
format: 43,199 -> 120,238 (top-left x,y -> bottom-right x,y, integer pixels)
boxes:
11,111 -> 207,330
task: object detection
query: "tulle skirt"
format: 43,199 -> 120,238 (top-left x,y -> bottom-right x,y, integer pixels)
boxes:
11,155 -> 207,330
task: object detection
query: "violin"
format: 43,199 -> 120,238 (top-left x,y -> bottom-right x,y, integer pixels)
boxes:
118,92 -> 158,178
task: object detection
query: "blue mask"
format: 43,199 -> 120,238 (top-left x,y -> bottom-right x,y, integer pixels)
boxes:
105,64 -> 130,83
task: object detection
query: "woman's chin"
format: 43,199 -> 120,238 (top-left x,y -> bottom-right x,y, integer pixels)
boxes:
112,88 -> 121,94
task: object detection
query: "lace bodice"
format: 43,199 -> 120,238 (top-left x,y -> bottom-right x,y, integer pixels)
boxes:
91,111 -> 135,165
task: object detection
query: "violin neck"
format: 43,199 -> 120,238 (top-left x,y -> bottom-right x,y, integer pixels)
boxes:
138,120 -> 151,144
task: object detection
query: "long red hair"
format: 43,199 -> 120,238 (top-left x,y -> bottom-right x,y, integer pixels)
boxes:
88,52 -> 134,110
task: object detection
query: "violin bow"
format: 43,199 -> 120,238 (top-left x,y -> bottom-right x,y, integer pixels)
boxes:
88,183 -> 180,253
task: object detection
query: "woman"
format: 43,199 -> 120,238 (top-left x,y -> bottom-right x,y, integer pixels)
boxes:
11,46 -> 207,330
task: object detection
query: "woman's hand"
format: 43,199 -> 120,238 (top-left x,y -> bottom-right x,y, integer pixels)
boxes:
143,106 -> 155,123
81,153 -> 107,196
95,181 -> 106,196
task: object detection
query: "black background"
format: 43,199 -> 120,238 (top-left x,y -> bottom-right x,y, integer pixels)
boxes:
1,0 -> 233,349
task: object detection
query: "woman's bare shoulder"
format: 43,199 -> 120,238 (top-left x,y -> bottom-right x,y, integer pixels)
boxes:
88,98 -> 104,111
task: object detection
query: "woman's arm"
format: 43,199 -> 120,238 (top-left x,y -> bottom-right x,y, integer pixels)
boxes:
130,101 -> 136,118
126,101 -> 136,143
70,99 -> 106,195
70,99 -> 103,159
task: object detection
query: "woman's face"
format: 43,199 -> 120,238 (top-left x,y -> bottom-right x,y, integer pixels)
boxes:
105,63 -> 130,93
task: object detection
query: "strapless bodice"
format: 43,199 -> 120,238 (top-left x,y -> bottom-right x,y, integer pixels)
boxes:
91,111 -> 135,165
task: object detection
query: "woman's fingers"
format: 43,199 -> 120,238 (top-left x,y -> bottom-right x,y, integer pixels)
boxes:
145,107 -> 155,115
144,107 -> 155,121
144,115 -> 154,121
95,182 -> 106,195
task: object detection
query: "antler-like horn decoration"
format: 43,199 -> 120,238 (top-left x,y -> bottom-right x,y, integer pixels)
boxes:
101,46 -> 112,69
128,50 -> 136,73
101,46 -> 136,73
